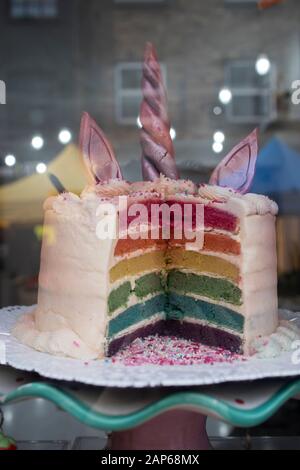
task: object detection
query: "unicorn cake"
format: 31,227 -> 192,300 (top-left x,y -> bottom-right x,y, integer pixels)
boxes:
13,44 -> 279,360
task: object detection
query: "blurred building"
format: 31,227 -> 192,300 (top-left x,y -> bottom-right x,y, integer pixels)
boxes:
0,0 -> 300,305
0,0 -> 300,182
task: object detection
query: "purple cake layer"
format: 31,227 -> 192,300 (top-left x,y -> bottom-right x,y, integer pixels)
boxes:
165,320 -> 243,354
107,320 -> 165,356
107,319 -> 243,356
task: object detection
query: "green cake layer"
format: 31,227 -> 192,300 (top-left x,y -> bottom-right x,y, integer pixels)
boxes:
107,293 -> 244,341
108,269 -> 242,315
108,295 -> 166,338
135,272 -> 164,299
108,273 -> 164,315
167,270 -> 242,305
108,281 -> 131,314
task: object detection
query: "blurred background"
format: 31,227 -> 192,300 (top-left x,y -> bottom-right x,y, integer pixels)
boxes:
1,0 -> 300,449
0,0 -> 300,309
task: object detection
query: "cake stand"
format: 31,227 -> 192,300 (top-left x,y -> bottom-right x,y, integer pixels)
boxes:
1,306 -> 300,450
1,365 -> 300,450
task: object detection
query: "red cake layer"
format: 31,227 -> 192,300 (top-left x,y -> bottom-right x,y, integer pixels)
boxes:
124,199 -> 238,233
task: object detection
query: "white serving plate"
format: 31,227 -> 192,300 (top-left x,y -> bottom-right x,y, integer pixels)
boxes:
1,306 -> 300,388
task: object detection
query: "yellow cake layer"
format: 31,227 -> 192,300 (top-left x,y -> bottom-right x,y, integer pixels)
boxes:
166,248 -> 239,283
110,251 -> 165,283
109,248 -> 239,284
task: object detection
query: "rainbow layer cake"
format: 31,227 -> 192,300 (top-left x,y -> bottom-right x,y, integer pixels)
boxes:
13,44 -> 279,360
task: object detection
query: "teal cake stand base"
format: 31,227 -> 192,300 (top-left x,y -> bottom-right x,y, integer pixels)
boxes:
1,366 -> 300,450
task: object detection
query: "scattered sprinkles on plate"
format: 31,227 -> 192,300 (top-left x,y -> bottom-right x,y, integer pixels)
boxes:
111,335 -> 246,366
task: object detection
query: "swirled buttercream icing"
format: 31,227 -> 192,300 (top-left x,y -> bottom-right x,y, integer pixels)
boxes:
157,175 -> 196,196
243,193 -> 278,216
81,179 -> 130,198
198,184 -> 236,202
82,176 -> 196,200
94,179 -> 131,197
131,176 -> 195,196
47,193 -> 81,214
130,181 -> 158,193
250,319 -> 300,358
198,184 -> 278,215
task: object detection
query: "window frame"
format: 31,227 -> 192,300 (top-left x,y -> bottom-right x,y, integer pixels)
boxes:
224,59 -> 277,124
9,0 -> 59,21
114,0 -> 167,5
115,62 -> 167,125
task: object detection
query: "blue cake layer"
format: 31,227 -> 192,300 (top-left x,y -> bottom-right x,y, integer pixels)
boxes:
108,295 -> 166,338
107,293 -> 244,340
167,292 -> 244,333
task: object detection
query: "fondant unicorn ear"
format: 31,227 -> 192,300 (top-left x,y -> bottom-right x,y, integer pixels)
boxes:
209,128 -> 258,194
140,42 -> 179,181
79,112 -> 122,183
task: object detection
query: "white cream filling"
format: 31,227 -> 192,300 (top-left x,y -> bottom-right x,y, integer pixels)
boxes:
183,316 -> 244,338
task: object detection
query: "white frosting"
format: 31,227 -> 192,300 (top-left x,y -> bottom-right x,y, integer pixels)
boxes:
130,181 -> 159,193
44,192 -> 96,217
13,201 -> 117,359
198,185 -> 278,216
13,313 -> 99,360
94,179 -> 131,197
198,184 -> 236,202
156,175 -> 196,195
75,179 -> 279,217
83,176 -> 196,199
250,320 -> 300,358
13,177 -> 279,359
130,176 -> 196,196
242,193 -> 278,216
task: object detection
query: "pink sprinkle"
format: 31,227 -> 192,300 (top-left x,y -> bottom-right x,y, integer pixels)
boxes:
84,362 -> 89,366
73,341 -> 80,348
235,398 -> 245,405
111,335 -> 246,367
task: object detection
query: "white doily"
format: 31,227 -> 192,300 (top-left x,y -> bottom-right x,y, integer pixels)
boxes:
0,306 -> 300,388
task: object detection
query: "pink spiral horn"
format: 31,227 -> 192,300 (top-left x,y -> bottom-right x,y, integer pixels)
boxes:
140,43 -> 179,181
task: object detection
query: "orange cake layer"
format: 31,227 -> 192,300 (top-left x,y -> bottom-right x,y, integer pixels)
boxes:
115,238 -> 167,257
115,231 -> 240,256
